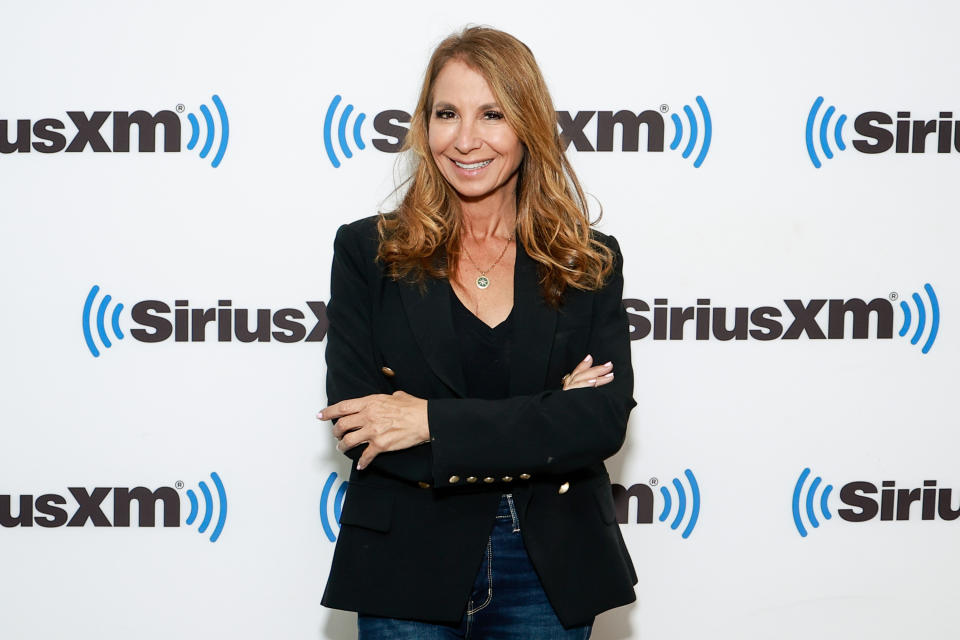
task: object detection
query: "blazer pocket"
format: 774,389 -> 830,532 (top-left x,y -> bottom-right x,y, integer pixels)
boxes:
338,483 -> 394,533
593,482 -> 618,525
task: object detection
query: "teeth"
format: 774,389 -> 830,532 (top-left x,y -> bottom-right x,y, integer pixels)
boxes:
454,159 -> 492,170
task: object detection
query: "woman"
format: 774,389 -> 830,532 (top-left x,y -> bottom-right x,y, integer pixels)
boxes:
318,26 -> 637,639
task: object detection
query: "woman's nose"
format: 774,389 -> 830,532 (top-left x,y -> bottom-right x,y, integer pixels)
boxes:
454,119 -> 481,154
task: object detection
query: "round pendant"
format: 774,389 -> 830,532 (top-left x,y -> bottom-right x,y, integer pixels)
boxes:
476,275 -> 490,289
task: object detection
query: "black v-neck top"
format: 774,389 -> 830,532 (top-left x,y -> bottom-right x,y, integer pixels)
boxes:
449,284 -> 514,400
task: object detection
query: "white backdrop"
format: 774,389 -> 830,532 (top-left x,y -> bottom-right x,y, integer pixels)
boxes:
1,1 -> 956,638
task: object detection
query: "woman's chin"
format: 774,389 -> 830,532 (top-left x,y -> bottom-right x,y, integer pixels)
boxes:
452,187 -> 494,202
448,181 -> 514,204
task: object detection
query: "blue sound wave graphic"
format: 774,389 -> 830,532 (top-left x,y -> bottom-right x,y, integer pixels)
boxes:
898,283 -> 940,354
319,471 -> 348,542
185,472 -> 227,543
186,94 -> 230,168
323,95 -> 367,168
657,469 -> 700,538
82,285 -> 124,358
668,97 -> 711,168
805,97 -> 848,168
792,467 -> 833,537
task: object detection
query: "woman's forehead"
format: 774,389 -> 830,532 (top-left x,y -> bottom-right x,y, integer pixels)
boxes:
431,60 -> 497,105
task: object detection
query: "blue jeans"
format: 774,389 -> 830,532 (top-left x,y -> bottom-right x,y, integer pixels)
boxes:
357,494 -> 593,639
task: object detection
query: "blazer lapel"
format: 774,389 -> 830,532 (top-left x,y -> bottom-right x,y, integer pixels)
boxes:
398,263 -> 469,397
509,242 -> 557,396
397,241 -> 556,399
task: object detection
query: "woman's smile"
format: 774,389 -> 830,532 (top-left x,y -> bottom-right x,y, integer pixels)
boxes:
451,158 -> 493,171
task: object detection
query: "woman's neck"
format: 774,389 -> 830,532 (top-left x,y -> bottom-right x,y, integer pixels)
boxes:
461,211 -> 515,243
459,196 -> 517,242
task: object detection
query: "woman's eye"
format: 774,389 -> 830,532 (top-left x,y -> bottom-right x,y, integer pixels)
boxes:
484,111 -> 504,120
434,109 -> 455,119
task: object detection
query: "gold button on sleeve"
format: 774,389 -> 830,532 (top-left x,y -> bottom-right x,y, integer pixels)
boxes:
466,477 -> 478,484
558,481 -> 570,495
380,366 -> 395,377
449,475 -> 460,484
501,476 -> 513,483
519,473 -> 531,480
483,477 -> 495,484
417,481 -> 431,489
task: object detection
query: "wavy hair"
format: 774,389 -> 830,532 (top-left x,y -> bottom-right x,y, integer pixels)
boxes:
377,26 -> 615,307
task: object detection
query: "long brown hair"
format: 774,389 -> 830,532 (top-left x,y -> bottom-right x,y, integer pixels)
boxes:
377,26 -> 615,307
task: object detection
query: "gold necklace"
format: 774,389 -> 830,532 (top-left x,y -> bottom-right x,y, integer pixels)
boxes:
462,235 -> 513,289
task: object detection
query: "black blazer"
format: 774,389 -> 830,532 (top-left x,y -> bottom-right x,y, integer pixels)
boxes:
321,215 -> 638,627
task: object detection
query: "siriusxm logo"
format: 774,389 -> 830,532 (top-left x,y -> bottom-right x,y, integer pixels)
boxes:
792,468 -> 960,537
806,96 -> 960,167
81,285 -> 327,357
0,472 -> 227,542
319,471 -> 348,542
624,283 -> 940,354
322,94 -> 711,168
0,94 -> 229,168
613,469 -> 701,539
184,473 -> 229,543
323,96 -> 372,168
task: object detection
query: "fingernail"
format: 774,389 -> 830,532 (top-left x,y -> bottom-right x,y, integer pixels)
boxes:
316,411 -> 324,420
584,354 -> 592,362
356,462 -> 365,471
603,372 -> 614,378
603,361 -> 612,367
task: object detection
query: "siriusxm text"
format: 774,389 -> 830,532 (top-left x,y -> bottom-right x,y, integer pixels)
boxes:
839,480 -> 960,522
853,110 -> 960,153
624,297 -> 893,341
1,111 -> 180,153
369,108 -> 667,153
130,299 -> 327,343
1,487 -> 179,528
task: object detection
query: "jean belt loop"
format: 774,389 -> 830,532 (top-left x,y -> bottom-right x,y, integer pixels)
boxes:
504,493 -> 520,533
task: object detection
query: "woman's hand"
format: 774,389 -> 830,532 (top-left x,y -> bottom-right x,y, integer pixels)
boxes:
318,390 -> 429,470
561,354 -> 614,390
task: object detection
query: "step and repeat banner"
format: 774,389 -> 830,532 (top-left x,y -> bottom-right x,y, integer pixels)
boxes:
1,1 -> 956,638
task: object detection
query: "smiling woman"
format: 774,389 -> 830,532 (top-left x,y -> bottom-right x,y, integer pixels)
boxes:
318,25 -> 638,640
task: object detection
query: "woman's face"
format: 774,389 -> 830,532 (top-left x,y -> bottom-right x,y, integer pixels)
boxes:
428,59 -> 524,204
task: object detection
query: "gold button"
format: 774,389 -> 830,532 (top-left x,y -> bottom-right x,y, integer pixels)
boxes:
519,473 -> 531,480
558,481 -> 570,495
380,366 -> 395,377
483,477 -> 495,484
501,476 -> 513,483
466,477 -> 478,483
449,475 -> 460,484
417,481 -> 431,489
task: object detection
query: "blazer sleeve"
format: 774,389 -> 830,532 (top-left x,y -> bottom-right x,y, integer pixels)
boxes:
427,234 -> 637,485
325,221 -> 434,482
